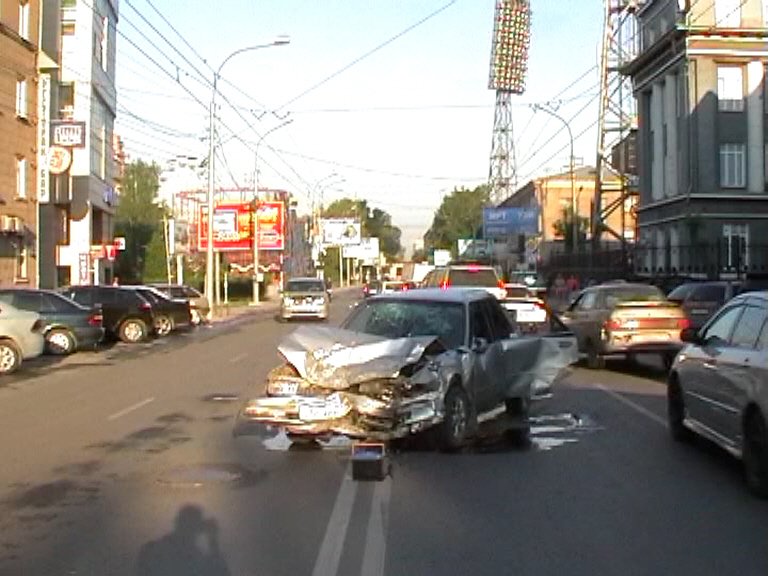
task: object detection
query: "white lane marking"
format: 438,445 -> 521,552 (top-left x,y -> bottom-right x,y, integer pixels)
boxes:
107,397 -> 155,421
311,465 -> 358,576
361,476 -> 392,576
228,352 -> 248,364
596,384 -> 667,428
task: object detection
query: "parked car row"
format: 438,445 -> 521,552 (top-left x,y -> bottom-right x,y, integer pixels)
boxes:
0,284 -> 209,376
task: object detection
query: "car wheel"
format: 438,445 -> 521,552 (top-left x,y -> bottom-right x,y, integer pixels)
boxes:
119,318 -> 147,344
154,315 -> 173,337
0,340 -> 21,375
505,396 -> 530,417
667,379 -> 691,442
438,385 -> 471,452
45,328 -> 75,355
586,341 -> 605,370
743,411 -> 768,498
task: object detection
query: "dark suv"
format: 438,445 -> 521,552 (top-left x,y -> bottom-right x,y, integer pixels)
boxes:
667,281 -> 740,330
59,286 -> 155,344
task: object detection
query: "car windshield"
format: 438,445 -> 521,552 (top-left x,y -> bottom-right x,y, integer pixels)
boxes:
449,269 -> 498,287
286,280 -> 324,292
667,284 -> 695,302
343,299 -> 465,349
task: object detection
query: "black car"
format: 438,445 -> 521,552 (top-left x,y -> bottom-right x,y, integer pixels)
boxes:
667,281 -> 740,330
59,286 -> 155,344
0,289 -> 105,355
128,286 -> 192,336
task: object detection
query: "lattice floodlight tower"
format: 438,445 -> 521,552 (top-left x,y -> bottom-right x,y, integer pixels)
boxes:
487,0 -> 531,206
592,0 -> 640,249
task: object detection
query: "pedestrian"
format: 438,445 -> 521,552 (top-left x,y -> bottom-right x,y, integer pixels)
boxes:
112,276 -> 120,286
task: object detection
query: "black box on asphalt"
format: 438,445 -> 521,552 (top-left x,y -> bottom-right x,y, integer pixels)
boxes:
351,442 -> 388,481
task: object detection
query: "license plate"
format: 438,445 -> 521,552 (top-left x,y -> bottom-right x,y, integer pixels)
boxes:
516,308 -> 546,323
631,332 -> 671,343
298,394 -> 349,421
271,380 -> 300,396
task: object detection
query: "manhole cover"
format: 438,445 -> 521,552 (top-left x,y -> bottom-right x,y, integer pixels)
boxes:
201,393 -> 239,402
158,465 -> 243,487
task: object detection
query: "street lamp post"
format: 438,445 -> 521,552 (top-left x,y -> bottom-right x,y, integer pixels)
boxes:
251,118 -> 293,305
533,104 -> 577,253
205,37 -> 290,309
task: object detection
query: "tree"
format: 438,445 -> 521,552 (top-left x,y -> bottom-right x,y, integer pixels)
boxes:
423,185 -> 489,257
552,207 -> 589,252
115,160 -> 164,282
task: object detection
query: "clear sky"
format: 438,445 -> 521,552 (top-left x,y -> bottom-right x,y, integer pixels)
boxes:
115,0 -> 606,252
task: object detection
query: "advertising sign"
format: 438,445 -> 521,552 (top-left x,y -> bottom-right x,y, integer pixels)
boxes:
457,238 -> 492,259
483,207 -> 539,238
48,146 -> 72,175
78,253 -> 90,285
37,74 -> 50,203
198,201 -> 285,252
51,120 -> 87,148
321,218 -> 361,246
433,249 -> 451,266
342,237 -> 380,263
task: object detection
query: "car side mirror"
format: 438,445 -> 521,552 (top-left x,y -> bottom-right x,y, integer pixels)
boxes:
680,327 -> 701,344
471,336 -> 489,353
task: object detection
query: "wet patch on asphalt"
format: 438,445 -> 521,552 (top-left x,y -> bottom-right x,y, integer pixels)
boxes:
157,463 -> 268,488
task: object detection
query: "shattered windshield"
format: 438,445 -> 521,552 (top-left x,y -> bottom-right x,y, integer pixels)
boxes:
343,299 -> 466,349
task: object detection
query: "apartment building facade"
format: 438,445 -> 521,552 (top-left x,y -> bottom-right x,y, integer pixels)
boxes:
0,0 -> 39,285
51,0 -> 119,286
625,0 -> 768,278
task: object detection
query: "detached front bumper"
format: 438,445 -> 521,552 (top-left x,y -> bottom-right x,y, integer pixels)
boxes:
237,389 -> 443,440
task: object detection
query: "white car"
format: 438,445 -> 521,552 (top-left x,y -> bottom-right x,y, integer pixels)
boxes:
0,302 -> 45,374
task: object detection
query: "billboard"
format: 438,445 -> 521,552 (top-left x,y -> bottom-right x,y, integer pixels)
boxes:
483,207 -> 539,238
342,237 -> 380,264
321,218 -> 361,246
457,238 -> 492,259
198,201 -> 284,251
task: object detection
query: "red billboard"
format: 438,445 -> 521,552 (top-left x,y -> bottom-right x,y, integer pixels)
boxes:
198,201 -> 284,251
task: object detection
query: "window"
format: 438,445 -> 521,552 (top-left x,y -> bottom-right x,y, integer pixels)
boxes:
16,157 -> 27,199
15,79 -> 27,118
482,299 -> 512,341
15,246 -> 28,282
703,305 -> 742,344
715,0 -> 742,27
720,144 -> 746,188
13,291 -> 40,311
59,83 -> 74,117
730,306 -> 768,348
470,302 -> 493,342
691,284 -> 726,303
100,17 -> 109,72
717,67 -> 743,112
723,224 -> 749,269
578,291 -> 598,310
19,1 -> 30,40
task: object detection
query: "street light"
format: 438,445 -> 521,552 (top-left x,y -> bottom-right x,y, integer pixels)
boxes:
533,104 -> 577,253
205,37 -> 290,310
252,118 -> 293,305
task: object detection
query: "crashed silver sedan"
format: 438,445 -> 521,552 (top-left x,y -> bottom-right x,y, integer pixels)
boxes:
238,288 -> 577,450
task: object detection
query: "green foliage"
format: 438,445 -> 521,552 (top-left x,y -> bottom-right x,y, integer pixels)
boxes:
142,223 -> 170,283
322,198 -> 403,261
552,207 -> 590,252
423,185 -> 489,257
115,160 -> 165,282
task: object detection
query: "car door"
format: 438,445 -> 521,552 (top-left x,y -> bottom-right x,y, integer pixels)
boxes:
561,289 -> 599,351
679,304 -> 743,430
706,302 -> 768,443
468,300 -> 503,412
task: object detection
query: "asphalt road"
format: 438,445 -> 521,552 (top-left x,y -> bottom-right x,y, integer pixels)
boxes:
0,290 -> 766,576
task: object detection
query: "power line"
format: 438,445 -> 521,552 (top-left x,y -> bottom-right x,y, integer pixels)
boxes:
276,0 -> 460,110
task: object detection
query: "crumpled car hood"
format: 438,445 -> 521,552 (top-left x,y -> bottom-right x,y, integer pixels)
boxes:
278,325 -> 440,390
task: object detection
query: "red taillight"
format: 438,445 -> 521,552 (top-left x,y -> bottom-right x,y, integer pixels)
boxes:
498,280 -> 505,290
439,279 -> 450,290
467,265 -> 479,272
604,318 -> 622,331
88,313 -> 103,327
677,317 -> 691,330
139,302 -> 152,312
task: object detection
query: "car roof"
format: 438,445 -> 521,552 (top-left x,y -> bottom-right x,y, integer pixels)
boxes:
369,287 -> 491,303
592,282 -> 659,290
287,277 -> 323,282
731,290 -> 768,303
